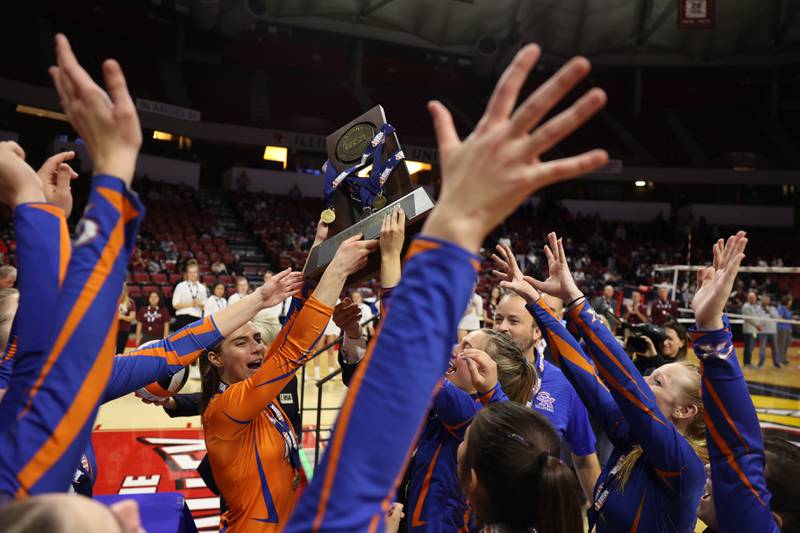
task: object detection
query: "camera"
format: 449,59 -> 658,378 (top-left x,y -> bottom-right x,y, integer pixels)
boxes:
624,322 -> 667,354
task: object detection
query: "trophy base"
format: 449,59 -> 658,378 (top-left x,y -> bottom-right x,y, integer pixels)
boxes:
303,187 -> 435,283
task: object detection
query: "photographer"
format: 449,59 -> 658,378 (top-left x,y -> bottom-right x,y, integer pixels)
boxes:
626,320 -> 688,376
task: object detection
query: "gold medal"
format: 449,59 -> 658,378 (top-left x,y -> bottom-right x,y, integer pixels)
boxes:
320,208 -> 336,224
372,194 -> 387,210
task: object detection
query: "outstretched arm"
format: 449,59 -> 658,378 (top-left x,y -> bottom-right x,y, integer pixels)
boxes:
287,43 -> 607,531
693,232 -> 779,533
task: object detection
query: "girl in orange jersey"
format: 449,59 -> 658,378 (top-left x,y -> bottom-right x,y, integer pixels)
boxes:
201,233 -> 377,532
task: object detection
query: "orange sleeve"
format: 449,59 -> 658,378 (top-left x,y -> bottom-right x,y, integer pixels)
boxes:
212,295 -> 331,433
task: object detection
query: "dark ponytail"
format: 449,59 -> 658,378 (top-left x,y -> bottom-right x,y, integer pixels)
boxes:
200,346 -> 221,414
460,402 -> 583,533
764,435 -> 800,532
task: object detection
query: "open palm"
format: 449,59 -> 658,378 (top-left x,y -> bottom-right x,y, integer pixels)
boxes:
260,269 -> 304,308
528,232 -> 582,303
691,231 -> 747,330
491,243 -> 539,303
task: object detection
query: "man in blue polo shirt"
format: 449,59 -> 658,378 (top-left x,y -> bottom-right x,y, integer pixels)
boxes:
493,292 -> 601,499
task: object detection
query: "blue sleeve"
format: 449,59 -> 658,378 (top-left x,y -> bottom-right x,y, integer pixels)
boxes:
285,235 -> 479,532
379,287 -> 394,317
0,175 -> 144,498
566,300 -> 703,487
528,300 -> 630,447
564,388 -> 596,457
0,203 -> 70,402
692,325 -> 779,533
102,315 -> 223,402
433,380 -> 507,441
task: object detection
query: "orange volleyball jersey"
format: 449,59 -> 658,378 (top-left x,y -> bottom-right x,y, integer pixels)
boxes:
203,295 -> 331,532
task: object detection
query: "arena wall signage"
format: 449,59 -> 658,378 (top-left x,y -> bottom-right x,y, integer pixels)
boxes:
136,98 -> 202,122
678,0 -> 714,28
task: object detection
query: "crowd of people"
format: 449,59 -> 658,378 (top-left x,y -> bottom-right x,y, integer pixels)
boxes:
0,33 -> 796,533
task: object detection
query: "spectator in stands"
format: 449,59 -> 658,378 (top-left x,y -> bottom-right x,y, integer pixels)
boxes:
592,284 -> 617,317
211,258 -> 227,275
204,282 -> 228,317
116,283 -> 136,354
131,248 -> 147,271
172,260 -> 207,379
146,256 -> 162,275
777,294 -> 794,366
0,266 -> 16,289
162,240 -> 178,262
741,291 -> 763,368
458,290 -> 482,340
350,289 -> 375,338
651,285 -> 679,326
134,291 -> 170,346
759,294 -> 781,368
624,289 -> 648,324
227,276 -> 249,305
483,286 -> 501,328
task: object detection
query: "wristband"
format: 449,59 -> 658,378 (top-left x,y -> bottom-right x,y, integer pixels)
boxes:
566,295 -> 585,309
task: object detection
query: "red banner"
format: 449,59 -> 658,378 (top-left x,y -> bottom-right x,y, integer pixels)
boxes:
93,429 -> 221,532
679,0 -> 714,28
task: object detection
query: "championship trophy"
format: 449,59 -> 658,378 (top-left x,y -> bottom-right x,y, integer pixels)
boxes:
303,105 -> 435,284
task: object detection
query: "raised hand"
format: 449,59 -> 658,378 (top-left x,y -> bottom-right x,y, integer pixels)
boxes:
333,298 -> 363,339
384,503 -> 405,533
380,206 -> 406,288
258,269 -> 304,308
49,34 -> 141,184
491,243 -> 539,303
462,348 -> 498,395
423,45 -> 608,253
379,206 -> 406,257
329,234 -> 379,277
0,141 -> 45,207
527,232 -> 582,304
312,218 -> 330,248
692,231 -> 748,330
38,151 -> 79,217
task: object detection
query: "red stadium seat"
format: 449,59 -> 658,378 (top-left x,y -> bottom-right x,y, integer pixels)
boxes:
128,285 -> 142,298
141,285 -> 158,296
219,275 -> 233,285
133,272 -> 150,284
202,275 -> 215,286
161,285 -> 174,300
151,273 -> 167,285
169,273 -> 183,285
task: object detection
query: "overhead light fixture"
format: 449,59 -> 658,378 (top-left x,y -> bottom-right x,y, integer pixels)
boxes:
634,180 -> 646,188
153,130 -> 173,141
263,145 -> 287,169
16,104 -> 68,122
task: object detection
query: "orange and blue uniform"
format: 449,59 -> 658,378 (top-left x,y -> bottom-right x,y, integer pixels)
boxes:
0,201 -> 70,405
0,174 -> 143,499
286,235 -> 479,532
203,289 -> 331,532
530,299 -> 704,533
691,321 -> 780,533
408,381 -> 507,533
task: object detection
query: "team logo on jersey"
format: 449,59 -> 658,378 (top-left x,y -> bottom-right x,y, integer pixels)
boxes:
535,391 -> 556,413
73,217 -> 99,247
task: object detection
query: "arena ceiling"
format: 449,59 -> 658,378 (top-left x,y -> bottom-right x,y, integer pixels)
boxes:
194,0 -> 800,68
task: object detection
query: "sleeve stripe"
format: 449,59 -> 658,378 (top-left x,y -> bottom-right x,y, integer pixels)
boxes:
410,443 -> 442,528
593,358 -> 668,428
629,491 -> 646,533
546,331 -> 607,389
26,204 -> 71,286
2,339 -> 16,364
15,320 -> 118,496
702,373 -> 750,453
704,411 -> 765,506
19,205 -> 127,417
572,315 -> 649,399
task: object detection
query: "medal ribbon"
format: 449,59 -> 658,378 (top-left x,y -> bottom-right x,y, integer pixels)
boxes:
322,123 -> 399,209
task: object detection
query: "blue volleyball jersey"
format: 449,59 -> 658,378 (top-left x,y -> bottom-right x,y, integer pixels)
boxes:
530,299 -> 704,533
285,236 -> 479,532
0,203 -> 70,398
530,346 -> 596,458
691,325 -> 779,533
0,175 -> 144,499
408,381 -> 507,532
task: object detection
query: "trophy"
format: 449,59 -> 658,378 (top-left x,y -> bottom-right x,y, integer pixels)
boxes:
303,105 -> 435,284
